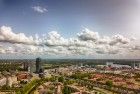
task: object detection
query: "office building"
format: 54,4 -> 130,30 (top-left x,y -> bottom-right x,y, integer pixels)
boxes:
36,57 -> 42,73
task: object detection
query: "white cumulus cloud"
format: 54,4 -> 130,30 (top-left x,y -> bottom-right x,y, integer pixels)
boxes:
0,26 -> 36,45
0,26 -> 139,58
32,6 -> 48,13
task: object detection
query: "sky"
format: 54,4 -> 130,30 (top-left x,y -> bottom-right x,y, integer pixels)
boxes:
0,0 -> 140,59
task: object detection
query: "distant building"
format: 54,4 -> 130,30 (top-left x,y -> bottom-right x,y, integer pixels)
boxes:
6,76 -> 13,87
0,75 -> 15,88
131,62 -> 140,69
138,63 -> 140,69
28,62 -> 36,73
55,82 -> 62,94
36,57 -> 42,73
17,72 -> 31,82
17,73 -> 28,81
106,62 -> 114,67
39,69 -> 44,78
23,62 -> 28,71
0,78 -> 6,86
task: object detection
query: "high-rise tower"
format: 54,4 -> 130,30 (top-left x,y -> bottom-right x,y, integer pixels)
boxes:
36,57 -> 42,73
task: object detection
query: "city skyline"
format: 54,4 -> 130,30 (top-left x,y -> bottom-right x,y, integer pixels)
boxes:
0,0 -> 140,59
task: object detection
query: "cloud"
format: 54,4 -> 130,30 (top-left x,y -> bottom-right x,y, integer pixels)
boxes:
0,46 -> 5,54
95,45 -> 120,54
0,26 -> 139,58
32,6 -> 48,13
43,31 -> 68,46
77,28 -> 132,47
109,34 -> 130,46
0,26 -> 36,45
42,31 -> 93,48
130,45 -> 140,51
77,28 -> 100,41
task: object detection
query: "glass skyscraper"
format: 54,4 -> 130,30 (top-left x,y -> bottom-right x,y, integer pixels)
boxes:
36,57 -> 42,73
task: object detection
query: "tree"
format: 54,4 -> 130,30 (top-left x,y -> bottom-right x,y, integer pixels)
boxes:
70,73 -> 90,79
64,79 -> 75,85
46,90 -> 53,94
62,86 -> 71,94
49,76 -> 57,82
1,85 -> 11,90
106,80 -> 113,89
58,76 -> 64,83
88,74 -> 93,79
